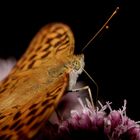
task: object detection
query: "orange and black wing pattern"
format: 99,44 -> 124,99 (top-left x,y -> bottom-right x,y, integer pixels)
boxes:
0,23 -> 74,139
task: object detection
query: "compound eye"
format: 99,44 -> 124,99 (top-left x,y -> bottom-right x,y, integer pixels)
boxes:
73,61 -> 80,70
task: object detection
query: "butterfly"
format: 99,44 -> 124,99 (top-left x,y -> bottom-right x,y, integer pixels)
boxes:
0,23 -> 85,139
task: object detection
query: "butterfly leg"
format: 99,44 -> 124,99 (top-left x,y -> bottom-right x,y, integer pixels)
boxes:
53,86 -> 94,122
69,86 -> 94,107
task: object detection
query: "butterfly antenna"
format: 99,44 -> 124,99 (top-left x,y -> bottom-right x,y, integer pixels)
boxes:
81,6 -> 119,52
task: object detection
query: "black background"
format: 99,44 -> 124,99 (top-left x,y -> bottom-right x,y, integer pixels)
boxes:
0,1 -> 139,120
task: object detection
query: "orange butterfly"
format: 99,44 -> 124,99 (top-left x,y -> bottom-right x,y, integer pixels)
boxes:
0,23 -> 85,139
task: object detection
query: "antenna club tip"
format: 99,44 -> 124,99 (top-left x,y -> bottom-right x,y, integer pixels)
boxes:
113,6 -> 119,15
116,7 -> 120,11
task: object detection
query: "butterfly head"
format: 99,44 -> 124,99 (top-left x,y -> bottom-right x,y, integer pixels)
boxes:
68,54 -> 85,90
71,54 -> 85,74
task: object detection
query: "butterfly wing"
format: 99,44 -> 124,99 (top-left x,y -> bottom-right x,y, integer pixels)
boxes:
0,23 -> 74,139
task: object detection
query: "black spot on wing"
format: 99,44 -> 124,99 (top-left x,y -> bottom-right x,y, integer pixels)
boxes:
40,51 -> 51,59
15,123 -> 24,131
0,88 -> 7,94
30,121 -> 41,130
29,103 -> 38,110
28,54 -> 37,61
27,60 -> 36,69
41,44 -> 51,53
10,120 -> 21,130
37,102 -> 53,117
54,32 -> 68,48
26,108 -> 38,117
13,111 -> 21,120
35,45 -> 43,52
41,99 -> 50,106
0,115 -> 6,120
26,116 -> 36,125
1,125 -> 9,131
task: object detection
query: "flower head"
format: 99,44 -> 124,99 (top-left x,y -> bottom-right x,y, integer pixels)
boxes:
36,98 -> 140,140
0,58 -> 16,81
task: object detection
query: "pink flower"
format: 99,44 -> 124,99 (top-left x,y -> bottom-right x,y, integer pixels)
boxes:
36,98 -> 140,140
0,58 -> 16,81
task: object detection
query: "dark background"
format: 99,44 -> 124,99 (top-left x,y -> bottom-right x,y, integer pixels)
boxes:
0,1 -> 139,120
